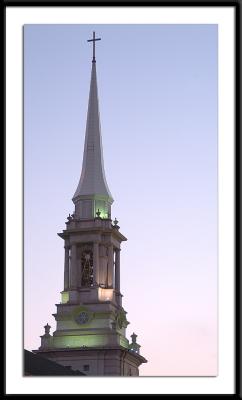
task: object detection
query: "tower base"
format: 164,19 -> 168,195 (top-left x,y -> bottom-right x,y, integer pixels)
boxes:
33,346 -> 147,376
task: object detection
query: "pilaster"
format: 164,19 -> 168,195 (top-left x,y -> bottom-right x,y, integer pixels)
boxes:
107,244 -> 114,287
93,242 -> 99,285
64,244 -> 70,290
70,244 -> 77,289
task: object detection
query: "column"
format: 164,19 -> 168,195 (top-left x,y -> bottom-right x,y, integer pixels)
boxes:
99,245 -> 106,286
64,244 -> 70,290
107,244 -> 114,287
115,249 -> 120,292
93,242 -> 99,285
70,244 -> 77,289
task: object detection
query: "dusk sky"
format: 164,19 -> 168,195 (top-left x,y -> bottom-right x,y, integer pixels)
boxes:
24,24 -> 218,376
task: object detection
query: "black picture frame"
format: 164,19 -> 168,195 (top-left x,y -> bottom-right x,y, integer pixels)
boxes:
3,0 -> 240,397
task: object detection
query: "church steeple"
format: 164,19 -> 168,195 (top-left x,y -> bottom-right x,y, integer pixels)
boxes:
34,33 -> 147,375
73,32 -> 113,220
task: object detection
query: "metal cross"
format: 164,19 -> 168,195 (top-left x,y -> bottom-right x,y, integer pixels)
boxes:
87,31 -> 101,62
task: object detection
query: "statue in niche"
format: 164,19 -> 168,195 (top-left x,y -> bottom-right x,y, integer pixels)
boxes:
80,249 -> 94,287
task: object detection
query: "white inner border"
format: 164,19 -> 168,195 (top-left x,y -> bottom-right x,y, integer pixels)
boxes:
6,6 -> 235,395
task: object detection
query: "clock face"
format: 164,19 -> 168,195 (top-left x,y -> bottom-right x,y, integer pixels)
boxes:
75,311 -> 89,325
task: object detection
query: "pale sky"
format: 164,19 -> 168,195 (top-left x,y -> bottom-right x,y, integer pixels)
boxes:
24,24 -> 218,376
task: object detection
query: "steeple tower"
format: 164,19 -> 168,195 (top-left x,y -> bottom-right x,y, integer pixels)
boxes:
34,33 -> 147,376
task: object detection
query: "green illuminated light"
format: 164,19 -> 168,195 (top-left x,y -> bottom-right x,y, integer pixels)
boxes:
52,334 -> 108,349
61,291 -> 69,304
94,198 -> 109,219
95,208 -> 108,219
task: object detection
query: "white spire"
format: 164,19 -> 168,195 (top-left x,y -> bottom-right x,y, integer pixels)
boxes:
72,39 -> 113,220
73,61 -> 113,203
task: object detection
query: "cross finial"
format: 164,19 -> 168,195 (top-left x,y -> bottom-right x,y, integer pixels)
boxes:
87,31 -> 101,63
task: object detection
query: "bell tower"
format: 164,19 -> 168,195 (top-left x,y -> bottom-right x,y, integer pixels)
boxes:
33,32 -> 147,376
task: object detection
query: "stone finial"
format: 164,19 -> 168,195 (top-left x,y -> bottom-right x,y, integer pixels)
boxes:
113,217 -> 120,230
67,213 -> 72,222
44,323 -> 51,336
129,332 -> 140,354
131,332 -> 137,344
